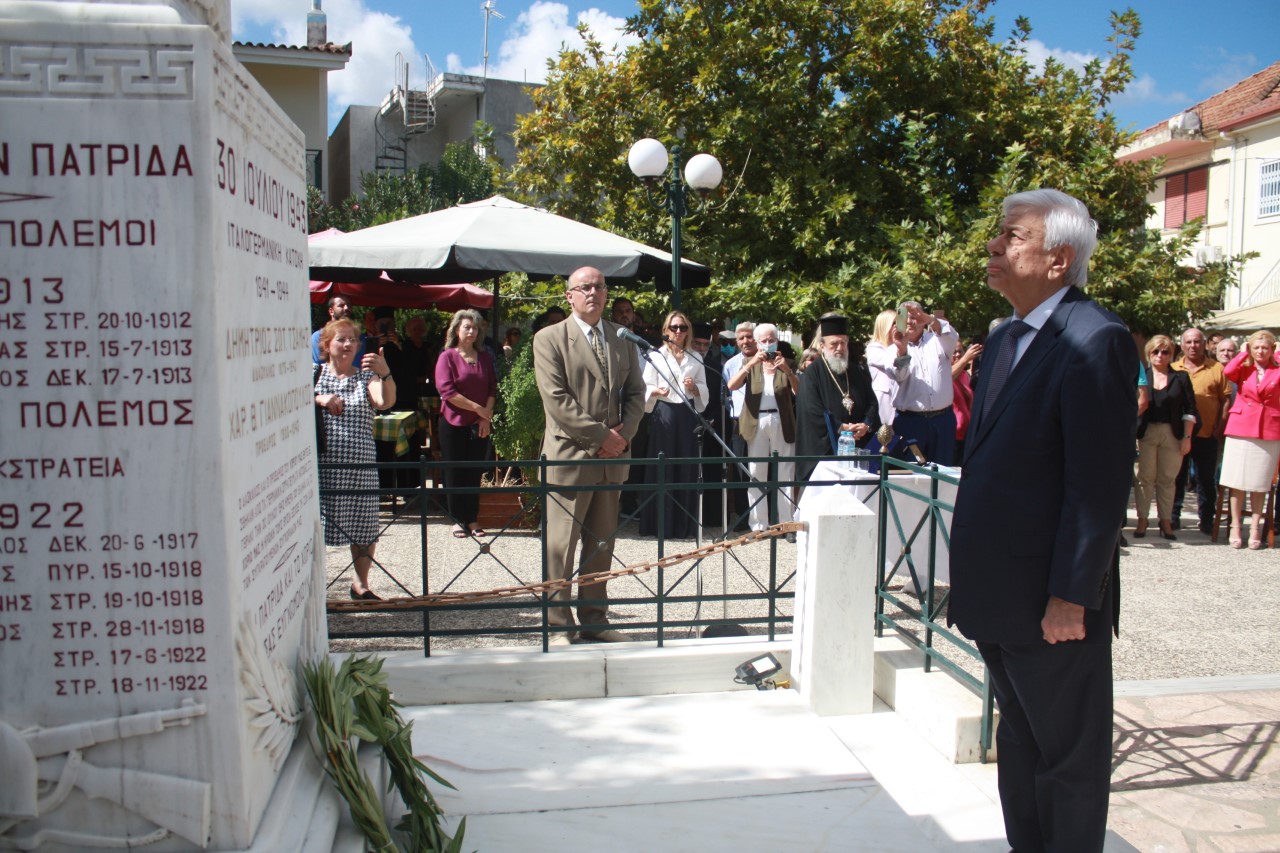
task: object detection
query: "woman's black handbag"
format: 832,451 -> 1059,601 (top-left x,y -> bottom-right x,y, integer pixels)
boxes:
313,363 -> 327,454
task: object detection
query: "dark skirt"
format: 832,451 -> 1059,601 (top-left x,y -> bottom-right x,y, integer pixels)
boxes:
639,400 -> 702,538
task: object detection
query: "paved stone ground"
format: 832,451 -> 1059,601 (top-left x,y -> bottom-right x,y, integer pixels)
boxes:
324,491 -> 1279,683
322,487 -> 1280,852
1109,688 -> 1280,852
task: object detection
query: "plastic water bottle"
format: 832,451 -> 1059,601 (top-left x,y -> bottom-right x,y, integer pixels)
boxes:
837,429 -> 858,471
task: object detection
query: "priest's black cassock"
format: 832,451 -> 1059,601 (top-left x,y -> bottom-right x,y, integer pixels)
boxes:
795,358 -> 880,482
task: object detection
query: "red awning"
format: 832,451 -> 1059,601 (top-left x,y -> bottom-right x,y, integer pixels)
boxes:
308,276 -> 493,310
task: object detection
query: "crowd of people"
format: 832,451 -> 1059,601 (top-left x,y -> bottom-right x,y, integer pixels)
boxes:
308,274 -> 1278,605
1129,326 -> 1279,548
306,187 -> 1276,853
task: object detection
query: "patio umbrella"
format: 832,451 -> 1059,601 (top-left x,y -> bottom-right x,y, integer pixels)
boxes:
307,195 -> 711,292
308,229 -> 494,311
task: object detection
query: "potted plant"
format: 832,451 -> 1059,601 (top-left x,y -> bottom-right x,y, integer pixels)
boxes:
483,341 -> 544,529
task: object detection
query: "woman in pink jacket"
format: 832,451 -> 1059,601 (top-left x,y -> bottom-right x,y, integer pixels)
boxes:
1219,330 -> 1280,549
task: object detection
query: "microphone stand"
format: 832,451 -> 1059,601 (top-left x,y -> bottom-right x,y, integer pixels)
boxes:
636,338 -> 746,636
635,337 -> 757,534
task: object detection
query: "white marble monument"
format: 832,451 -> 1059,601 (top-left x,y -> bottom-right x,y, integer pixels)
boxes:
0,1 -> 326,849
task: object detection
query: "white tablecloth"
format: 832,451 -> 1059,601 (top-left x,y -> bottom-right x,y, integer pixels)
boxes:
797,460 -> 956,585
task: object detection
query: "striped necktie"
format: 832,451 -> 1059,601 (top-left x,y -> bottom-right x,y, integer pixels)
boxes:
590,326 -> 608,377
980,319 -> 1033,420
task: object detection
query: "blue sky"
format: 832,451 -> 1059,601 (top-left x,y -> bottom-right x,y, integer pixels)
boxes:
232,0 -> 1277,134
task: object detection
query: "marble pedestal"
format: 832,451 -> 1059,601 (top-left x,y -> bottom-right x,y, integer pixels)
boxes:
0,1 -> 325,849
793,484 -> 879,715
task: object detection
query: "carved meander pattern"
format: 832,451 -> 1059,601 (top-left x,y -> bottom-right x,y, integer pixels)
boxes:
0,43 -> 194,99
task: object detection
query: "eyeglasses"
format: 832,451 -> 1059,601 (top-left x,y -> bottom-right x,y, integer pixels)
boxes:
569,283 -> 608,294
668,324 -> 688,332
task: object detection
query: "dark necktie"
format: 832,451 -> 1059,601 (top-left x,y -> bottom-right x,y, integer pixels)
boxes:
589,327 -> 608,378
980,319 -> 1033,420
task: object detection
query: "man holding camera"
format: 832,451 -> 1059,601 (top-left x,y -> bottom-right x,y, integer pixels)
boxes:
726,322 -> 799,534
868,301 -> 959,465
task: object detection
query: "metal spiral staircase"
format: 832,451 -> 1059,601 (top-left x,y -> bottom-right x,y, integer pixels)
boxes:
376,52 -> 437,175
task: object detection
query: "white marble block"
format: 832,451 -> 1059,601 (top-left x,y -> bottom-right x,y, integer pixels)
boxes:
793,489 -> 878,715
0,1 -> 323,849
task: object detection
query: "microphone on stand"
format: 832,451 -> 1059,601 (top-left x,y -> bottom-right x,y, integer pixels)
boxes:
616,326 -> 658,351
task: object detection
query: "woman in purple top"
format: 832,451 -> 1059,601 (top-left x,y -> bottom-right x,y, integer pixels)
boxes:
435,309 -> 498,537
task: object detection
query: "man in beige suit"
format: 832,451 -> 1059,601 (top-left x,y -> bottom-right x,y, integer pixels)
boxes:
533,267 -> 646,644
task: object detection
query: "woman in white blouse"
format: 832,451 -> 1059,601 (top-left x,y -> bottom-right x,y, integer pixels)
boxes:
639,310 -> 709,538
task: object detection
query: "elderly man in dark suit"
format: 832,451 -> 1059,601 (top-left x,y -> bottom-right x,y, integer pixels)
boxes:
949,189 -> 1137,853
533,267 -> 646,644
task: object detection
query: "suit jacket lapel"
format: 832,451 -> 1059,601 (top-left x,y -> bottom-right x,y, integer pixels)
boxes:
601,320 -> 617,388
967,290 -> 1082,453
574,321 -> 607,386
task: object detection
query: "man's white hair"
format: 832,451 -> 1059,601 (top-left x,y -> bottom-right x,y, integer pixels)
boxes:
1002,188 -> 1098,288
754,322 -> 778,339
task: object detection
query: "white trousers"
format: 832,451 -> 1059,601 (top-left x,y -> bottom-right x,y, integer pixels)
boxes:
745,412 -> 795,531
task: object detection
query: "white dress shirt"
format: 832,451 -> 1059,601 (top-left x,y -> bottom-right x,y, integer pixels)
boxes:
722,352 -> 746,417
869,320 -> 959,413
1010,286 -> 1070,369
643,346 -> 708,413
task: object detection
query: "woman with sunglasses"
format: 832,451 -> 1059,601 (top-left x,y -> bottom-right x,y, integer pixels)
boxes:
639,311 -> 709,538
1134,334 -> 1197,539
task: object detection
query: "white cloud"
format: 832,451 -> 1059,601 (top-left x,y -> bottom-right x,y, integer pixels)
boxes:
231,0 -> 301,41
324,4 -> 417,111
231,1 -> 635,127
231,0 -> 417,125
1021,38 -> 1096,75
1194,49 -> 1262,96
447,2 -> 639,83
1111,73 -> 1188,113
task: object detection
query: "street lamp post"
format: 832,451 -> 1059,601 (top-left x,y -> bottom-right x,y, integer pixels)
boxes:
627,138 -> 722,310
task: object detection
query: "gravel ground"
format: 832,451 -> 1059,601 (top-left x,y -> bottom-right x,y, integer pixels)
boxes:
324,491 -> 1280,682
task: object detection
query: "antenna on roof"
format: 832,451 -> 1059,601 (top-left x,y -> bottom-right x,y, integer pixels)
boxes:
482,1 -> 504,82
481,1 -> 504,125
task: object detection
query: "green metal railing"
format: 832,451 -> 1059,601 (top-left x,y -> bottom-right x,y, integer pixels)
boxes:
320,451 -> 994,759
321,452 -> 807,652
872,457 -> 994,761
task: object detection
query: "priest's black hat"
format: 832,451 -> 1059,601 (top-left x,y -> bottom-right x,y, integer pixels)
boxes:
818,313 -> 849,337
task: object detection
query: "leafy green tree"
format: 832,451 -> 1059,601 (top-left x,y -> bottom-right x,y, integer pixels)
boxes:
510,1 -> 1238,339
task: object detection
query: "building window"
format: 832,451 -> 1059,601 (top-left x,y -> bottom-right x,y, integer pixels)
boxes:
1164,166 -> 1208,228
306,149 -> 323,192
1261,159 -> 1280,219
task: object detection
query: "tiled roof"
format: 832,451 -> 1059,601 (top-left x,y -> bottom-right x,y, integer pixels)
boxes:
233,41 -> 352,56
1135,60 -> 1280,139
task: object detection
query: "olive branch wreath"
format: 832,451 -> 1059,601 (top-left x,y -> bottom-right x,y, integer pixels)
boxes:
303,656 -> 466,853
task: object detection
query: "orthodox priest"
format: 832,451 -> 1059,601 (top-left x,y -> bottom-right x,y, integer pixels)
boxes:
795,313 -> 880,482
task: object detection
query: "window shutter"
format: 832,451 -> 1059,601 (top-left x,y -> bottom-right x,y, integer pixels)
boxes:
1185,167 -> 1208,221
1164,173 -> 1186,228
